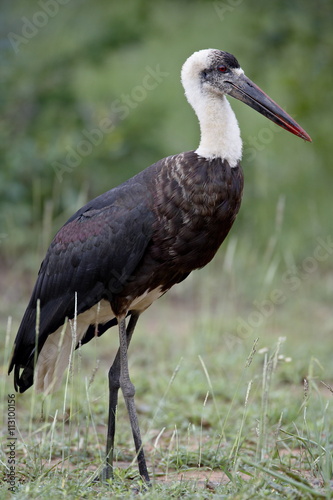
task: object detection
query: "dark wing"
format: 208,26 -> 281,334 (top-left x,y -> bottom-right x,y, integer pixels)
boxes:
8,178 -> 155,391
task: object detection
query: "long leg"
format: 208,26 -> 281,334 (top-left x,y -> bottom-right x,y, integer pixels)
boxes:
104,312 -> 140,481
118,315 -> 150,482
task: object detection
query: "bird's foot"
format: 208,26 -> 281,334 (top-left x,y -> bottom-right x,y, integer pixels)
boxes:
91,465 -> 113,484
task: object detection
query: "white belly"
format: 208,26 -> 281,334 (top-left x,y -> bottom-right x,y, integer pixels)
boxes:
35,287 -> 164,393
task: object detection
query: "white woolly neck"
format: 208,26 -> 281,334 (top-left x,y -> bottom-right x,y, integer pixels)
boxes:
194,94 -> 242,167
181,51 -> 242,167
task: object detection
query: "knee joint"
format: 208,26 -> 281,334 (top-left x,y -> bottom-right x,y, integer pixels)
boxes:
120,377 -> 136,399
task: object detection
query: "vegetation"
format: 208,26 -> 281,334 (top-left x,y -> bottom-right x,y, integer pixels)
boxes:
1,0 -> 332,498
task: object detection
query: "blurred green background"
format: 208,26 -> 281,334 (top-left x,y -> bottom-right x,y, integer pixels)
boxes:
1,2 -> 333,494
1,0 -> 332,322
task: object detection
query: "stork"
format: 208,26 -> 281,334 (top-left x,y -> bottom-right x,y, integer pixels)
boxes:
9,49 -> 311,483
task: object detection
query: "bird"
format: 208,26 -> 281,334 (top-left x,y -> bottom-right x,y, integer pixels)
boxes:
8,49 -> 311,483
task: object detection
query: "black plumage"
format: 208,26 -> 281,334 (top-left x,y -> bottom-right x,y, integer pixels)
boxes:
9,152 -> 243,392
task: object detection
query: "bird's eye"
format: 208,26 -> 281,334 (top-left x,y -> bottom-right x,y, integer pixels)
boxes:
217,65 -> 227,73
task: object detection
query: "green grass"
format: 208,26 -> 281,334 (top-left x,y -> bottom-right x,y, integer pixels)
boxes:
1,244 -> 333,499
1,2 -> 332,497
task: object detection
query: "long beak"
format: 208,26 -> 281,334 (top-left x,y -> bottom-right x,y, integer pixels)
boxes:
227,75 -> 312,142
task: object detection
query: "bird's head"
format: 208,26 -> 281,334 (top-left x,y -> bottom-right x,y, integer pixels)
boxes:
181,49 -> 311,142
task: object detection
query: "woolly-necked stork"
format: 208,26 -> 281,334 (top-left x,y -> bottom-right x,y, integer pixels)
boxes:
9,49 -> 311,482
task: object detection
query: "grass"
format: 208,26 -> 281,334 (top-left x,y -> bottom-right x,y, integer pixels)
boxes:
1,236 -> 333,499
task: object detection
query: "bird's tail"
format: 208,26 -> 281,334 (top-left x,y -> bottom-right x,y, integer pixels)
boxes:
34,318 -> 88,394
